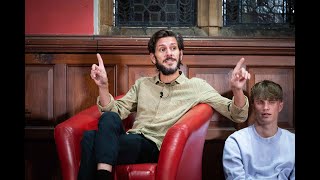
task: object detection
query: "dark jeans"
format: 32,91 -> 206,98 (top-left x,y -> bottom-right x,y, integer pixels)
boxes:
78,112 -> 159,180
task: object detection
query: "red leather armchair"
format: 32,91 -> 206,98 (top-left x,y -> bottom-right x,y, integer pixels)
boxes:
54,95 -> 214,180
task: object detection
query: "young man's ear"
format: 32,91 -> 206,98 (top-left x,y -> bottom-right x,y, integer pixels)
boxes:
278,101 -> 284,112
150,53 -> 156,64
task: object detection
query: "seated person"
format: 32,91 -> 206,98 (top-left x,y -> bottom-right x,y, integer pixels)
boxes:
78,29 -> 251,180
223,80 -> 295,180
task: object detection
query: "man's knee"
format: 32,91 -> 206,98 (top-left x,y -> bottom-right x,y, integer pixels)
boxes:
98,111 -> 122,127
81,130 -> 96,148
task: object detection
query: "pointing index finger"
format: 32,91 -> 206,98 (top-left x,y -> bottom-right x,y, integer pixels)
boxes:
234,58 -> 245,71
96,53 -> 104,67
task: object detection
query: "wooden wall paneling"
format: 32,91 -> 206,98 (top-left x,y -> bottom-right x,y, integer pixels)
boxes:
66,64 -> 116,116
189,67 -> 237,122
183,38 -> 295,55
97,37 -> 149,54
26,36 -> 295,56
189,66 -> 248,141
117,63 -> 129,95
183,55 -> 294,66
25,53 -> 104,65
99,54 -> 152,95
25,65 -> 54,126
25,62 -> 65,180
25,37 -> 97,53
54,64 -> 67,124
128,65 -> 158,88
248,67 -> 295,130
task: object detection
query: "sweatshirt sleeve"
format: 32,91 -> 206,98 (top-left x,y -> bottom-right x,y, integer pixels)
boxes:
223,136 -> 246,180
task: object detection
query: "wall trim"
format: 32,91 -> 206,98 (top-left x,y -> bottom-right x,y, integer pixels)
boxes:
25,36 -> 295,55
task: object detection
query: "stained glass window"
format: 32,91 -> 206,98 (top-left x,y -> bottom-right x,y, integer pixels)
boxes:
223,0 -> 295,26
114,0 -> 196,27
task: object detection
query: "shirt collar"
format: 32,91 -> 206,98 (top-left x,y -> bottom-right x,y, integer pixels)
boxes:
153,71 -> 188,85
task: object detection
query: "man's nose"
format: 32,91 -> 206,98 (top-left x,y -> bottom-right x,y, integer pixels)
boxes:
263,103 -> 270,109
166,49 -> 173,57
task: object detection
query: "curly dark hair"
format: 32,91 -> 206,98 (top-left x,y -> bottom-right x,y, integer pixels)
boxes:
147,29 -> 184,54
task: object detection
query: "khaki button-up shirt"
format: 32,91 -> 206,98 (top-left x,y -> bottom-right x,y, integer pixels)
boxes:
97,72 -> 249,150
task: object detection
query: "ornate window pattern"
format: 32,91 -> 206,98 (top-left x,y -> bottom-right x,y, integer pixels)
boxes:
223,0 -> 295,26
114,0 -> 196,27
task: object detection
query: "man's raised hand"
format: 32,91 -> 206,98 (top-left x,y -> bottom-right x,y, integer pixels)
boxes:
230,58 -> 251,90
90,53 -> 109,88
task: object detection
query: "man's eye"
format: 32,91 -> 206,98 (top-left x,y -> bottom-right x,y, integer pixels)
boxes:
255,101 -> 263,104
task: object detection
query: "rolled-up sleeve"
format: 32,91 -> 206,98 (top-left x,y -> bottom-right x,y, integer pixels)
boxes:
96,94 -> 115,114
229,96 -> 249,123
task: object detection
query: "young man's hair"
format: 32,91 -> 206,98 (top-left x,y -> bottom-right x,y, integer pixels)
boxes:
148,29 -> 184,53
250,80 -> 283,103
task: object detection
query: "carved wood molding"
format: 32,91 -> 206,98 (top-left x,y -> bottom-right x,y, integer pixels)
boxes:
25,36 -> 295,55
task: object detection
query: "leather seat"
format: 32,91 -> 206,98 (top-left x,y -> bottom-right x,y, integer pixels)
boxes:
54,95 -> 214,180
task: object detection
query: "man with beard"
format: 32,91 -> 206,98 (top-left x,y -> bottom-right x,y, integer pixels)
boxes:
78,29 -> 251,180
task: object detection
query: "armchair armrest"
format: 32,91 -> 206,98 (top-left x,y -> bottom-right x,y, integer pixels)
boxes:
156,103 -> 214,180
54,95 -> 132,180
54,105 -> 101,180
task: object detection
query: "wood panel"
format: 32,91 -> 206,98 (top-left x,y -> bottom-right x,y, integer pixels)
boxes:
128,65 -> 158,88
66,65 -> 116,116
24,36 -> 295,180
25,65 -> 54,126
189,67 -> 238,126
54,64 -> 67,124
25,36 -> 295,55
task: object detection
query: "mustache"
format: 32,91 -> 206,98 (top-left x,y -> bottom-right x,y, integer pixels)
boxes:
164,57 -> 177,62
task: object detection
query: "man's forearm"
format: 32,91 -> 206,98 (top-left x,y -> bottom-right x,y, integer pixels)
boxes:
232,88 -> 246,108
98,86 -> 111,107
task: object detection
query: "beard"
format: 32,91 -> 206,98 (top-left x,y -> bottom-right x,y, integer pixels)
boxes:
155,54 -> 182,75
